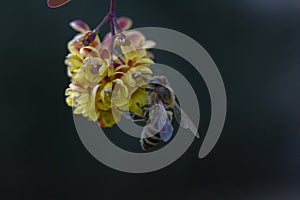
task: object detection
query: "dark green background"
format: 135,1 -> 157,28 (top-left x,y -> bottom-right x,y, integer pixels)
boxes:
1,0 -> 300,199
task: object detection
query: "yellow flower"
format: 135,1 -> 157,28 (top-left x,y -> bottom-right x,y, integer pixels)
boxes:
65,18 -> 156,127
97,82 -> 113,111
66,83 -> 100,121
65,20 -> 101,78
95,41 -> 154,120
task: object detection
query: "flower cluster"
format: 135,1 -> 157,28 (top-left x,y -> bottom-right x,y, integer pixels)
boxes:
65,17 -> 156,127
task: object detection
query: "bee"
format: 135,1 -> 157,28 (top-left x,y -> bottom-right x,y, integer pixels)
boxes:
136,75 -> 199,150
139,101 -> 174,150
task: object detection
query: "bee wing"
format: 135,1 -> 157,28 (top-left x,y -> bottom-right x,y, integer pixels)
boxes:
146,101 -> 167,133
142,99 -> 174,141
174,102 -> 199,138
157,100 -> 174,142
159,117 -> 174,142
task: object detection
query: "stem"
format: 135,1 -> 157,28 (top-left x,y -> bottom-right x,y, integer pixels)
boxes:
94,15 -> 111,34
86,0 -> 125,64
112,17 -> 121,34
110,18 -> 116,36
110,0 -> 116,14
93,0 -> 118,34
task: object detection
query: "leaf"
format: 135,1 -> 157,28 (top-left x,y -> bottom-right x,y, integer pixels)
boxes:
47,0 -> 71,8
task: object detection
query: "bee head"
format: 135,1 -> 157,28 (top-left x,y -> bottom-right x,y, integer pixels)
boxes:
147,75 -> 169,86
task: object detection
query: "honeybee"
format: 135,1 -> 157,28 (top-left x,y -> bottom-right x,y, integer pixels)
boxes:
138,75 -> 199,150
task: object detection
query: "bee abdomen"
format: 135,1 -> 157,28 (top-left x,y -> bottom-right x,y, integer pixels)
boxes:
140,134 -> 161,150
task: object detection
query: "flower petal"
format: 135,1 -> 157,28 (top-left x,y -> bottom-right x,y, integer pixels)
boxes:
99,64 -> 109,80
107,65 -> 115,77
100,48 -> 111,60
100,82 -> 113,101
117,17 -> 133,31
103,32 -> 112,47
136,58 -> 155,66
80,46 -> 100,58
115,72 -> 136,87
143,40 -> 156,49
89,85 -> 100,121
70,20 -> 90,33
126,30 -> 146,49
111,79 -> 129,107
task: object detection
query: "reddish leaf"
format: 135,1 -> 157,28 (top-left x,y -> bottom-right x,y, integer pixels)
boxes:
47,0 -> 71,8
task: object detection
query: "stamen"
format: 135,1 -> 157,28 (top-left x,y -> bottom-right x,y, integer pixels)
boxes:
82,32 -> 96,46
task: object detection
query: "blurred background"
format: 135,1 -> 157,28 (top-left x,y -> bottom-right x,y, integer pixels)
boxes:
1,0 -> 300,199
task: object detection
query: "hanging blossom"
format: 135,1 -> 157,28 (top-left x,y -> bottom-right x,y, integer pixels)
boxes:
65,15 -> 156,127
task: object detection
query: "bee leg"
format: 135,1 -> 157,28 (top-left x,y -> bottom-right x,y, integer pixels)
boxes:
143,110 -> 149,119
141,104 -> 153,116
123,111 -> 145,121
136,102 -> 151,113
141,104 -> 153,109
142,88 -> 154,93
